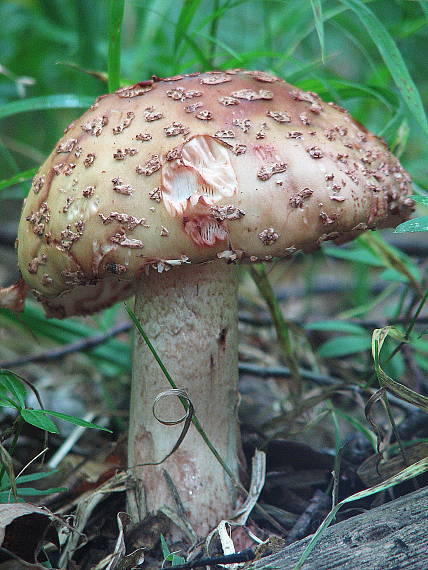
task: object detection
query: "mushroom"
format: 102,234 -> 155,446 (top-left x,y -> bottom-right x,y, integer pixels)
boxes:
1,70 -> 414,535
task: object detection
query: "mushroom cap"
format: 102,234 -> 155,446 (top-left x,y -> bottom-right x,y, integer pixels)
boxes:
16,69 -> 414,317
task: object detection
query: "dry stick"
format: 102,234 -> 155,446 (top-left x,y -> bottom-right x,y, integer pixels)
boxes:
0,338 -> 415,413
0,325 -> 345,388
133,549 -> 256,569
284,489 -> 331,546
2,308 -> 427,371
239,312 -> 428,329
0,321 -> 131,369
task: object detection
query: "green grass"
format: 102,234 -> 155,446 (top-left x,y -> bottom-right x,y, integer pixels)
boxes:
1,1 -> 427,188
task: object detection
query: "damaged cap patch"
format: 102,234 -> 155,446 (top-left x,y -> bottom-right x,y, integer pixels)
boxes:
161,135 -> 238,216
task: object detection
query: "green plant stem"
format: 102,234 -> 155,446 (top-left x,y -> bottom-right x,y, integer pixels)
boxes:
250,265 -> 302,396
0,418 -> 22,489
386,288 -> 428,364
328,403 -> 343,507
383,394 -> 408,465
108,0 -> 125,93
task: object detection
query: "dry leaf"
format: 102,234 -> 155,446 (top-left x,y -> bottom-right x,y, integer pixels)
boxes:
0,503 -> 59,566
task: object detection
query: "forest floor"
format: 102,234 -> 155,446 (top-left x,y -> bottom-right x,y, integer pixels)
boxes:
0,230 -> 427,569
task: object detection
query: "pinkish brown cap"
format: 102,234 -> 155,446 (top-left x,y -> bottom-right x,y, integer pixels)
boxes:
8,70 -> 413,317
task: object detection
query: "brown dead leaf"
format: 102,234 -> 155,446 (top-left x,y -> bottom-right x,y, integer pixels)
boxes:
0,503 -> 59,566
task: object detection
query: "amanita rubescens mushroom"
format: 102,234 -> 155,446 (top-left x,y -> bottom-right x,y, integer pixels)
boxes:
1,70 -> 413,535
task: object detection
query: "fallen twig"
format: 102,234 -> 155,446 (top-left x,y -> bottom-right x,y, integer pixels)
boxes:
0,321 -> 131,368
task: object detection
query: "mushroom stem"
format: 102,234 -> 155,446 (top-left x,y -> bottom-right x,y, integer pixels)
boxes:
128,261 -> 240,536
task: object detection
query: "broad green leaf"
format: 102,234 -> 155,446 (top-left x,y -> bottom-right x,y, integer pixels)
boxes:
160,533 -> 186,565
15,470 -> 59,485
0,398 -> 19,409
0,487 -> 67,501
168,553 -> 186,565
0,95 -> 94,121
41,410 -> 112,432
306,320 -> 367,335
338,0 -> 428,136
15,487 -> 67,496
415,353 -> 428,372
411,338 -> 428,353
318,335 -> 371,358
395,216 -> 428,233
0,492 -> 23,503
380,267 -> 421,284
20,409 -> 59,434
0,168 -> 37,192
160,534 -> 171,559
0,370 -> 27,407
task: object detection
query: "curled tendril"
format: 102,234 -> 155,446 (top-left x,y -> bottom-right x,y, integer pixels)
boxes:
130,388 -> 195,470
152,388 -> 193,426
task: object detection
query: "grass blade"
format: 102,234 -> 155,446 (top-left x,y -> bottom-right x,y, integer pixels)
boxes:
108,0 -> 125,92
0,168 -> 37,192
0,95 -> 94,121
418,1 -> 428,21
339,0 -> 428,136
174,0 -> 202,51
250,265 -> 302,394
311,0 -> 325,62
294,457 -> 428,569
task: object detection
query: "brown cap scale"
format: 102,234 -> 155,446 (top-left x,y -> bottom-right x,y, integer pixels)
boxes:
1,70 -> 414,536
